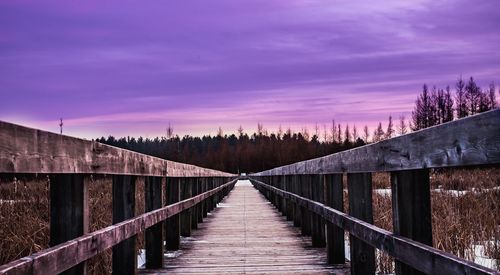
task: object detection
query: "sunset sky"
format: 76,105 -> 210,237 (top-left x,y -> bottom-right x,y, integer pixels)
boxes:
1,0 -> 499,138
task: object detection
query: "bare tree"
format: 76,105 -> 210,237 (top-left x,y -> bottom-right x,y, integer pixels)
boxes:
373,122 -> 385,142
217,126 -> 223,137
344,124 -> 351,143
237,125 -> 244,137
352,124 -> 358,142
323,124 -> 328,143
337,123 -> 342,144
363,125 -> 369,143
166,122 -> 174,139
59,118 -> 63,134
487,82 -> 497,110
455,76 -> 467,118
331,119 -> 336,143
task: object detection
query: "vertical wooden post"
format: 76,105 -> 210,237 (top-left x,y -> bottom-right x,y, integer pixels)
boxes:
325,174 -> 345,264
300,175 -> 311,236
145,176 -> 163,268
208,177 -> 214,212
202,177 -> 208,218
293,175 -> 301,227
50,174 -> 88,275
311,174 -> 325,247
181,177 -> 192,237
165,177 -> 180,251
285,175 -> 293,221
347,173 -> 375,275
391,169 -> 432,275
112,175 -> 137,275
191,178 -> 198,230
198,177 -> 205,223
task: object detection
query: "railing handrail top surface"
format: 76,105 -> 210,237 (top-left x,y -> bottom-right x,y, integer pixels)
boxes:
0,120 -> 235,177
251,109 -> 500,175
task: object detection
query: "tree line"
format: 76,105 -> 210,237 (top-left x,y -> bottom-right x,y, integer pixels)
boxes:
96,75 -> 498,173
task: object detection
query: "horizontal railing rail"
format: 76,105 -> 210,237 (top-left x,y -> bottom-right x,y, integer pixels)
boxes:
250,179 -> 497,275
0,120 -> 235,177
249,109 -> 500,275
0,179 -> 237,274
0,120 -> 238,274
252,109 -> 500,175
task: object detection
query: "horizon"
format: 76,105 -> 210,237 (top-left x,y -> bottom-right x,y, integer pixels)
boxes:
1,1 -> 499,139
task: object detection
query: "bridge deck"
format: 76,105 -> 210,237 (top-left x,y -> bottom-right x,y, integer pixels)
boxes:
139,180 -> 349,274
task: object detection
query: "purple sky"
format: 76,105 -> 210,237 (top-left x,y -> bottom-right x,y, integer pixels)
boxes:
1,0 -> 499,139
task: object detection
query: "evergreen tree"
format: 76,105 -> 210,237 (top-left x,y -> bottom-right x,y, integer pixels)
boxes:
373,122 -> 385,142
465,76 -> 481,115
385,115 -> 394,139
487,82 -> 497,110
363,125 -> 369,143
444,86 -> 454,122
412,84 -> 434,130
397,114 -> 408,135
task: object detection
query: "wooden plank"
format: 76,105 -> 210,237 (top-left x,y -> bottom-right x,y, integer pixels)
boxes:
112,175 -> 137,275
324,174 -> 345,264
391,169 -> 432,275
0,179 -> 237,275
250,179 -> 498,275
139,180 -> 349,275
145,176 -> 163,269
0,120 -> 235,177
251,109 -> 500,176
50,174 -> 88,275
165,177 -> 181,251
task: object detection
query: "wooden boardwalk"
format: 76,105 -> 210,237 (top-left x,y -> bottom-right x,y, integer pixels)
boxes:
140,180 -> 349,274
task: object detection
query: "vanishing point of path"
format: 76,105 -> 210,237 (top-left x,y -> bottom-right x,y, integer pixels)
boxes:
140,180 -> 349,274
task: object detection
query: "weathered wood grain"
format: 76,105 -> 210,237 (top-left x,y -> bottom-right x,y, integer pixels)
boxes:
251,109 -> 500,176
0,120 -> 235,177
0,179 -> 237,275
250,179 -> 498,275
139,180 -> 349,275
49,174 -> 88,275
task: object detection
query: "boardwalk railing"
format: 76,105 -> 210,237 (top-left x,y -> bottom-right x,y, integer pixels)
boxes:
0,121 -> 237,275
250,109 -> 500,275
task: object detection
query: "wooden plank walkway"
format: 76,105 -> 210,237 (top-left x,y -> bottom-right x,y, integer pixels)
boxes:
140,180 -> 349,274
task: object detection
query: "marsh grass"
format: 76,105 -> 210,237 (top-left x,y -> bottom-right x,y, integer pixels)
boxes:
0,168 -> 498,273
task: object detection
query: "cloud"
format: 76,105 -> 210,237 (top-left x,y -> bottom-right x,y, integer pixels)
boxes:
0,0 -> 499,138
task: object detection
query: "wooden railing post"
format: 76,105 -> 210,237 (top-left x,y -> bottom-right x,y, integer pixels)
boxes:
293,174 -> 302,227
202,177 -> 208,218
391,169 -> 432,275
112,175 -> 137,275
325,173 -> 345,264
50,174 -> 88,275
300,175 -> 312,236
145,176 -> 163,268
165,177 -> 181,251
311,174 -> 326,247
191,178 -> 199,230
347,173 -> 375,275
198,177 -> 207,223
180,177 -> 192,237
285,175 -> 293,221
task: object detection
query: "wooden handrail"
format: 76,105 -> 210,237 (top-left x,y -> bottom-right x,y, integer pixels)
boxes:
251,109 -> 500,175
250,179 -> 497,275
0,179 -> 237,274
0,120 -> 235,177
